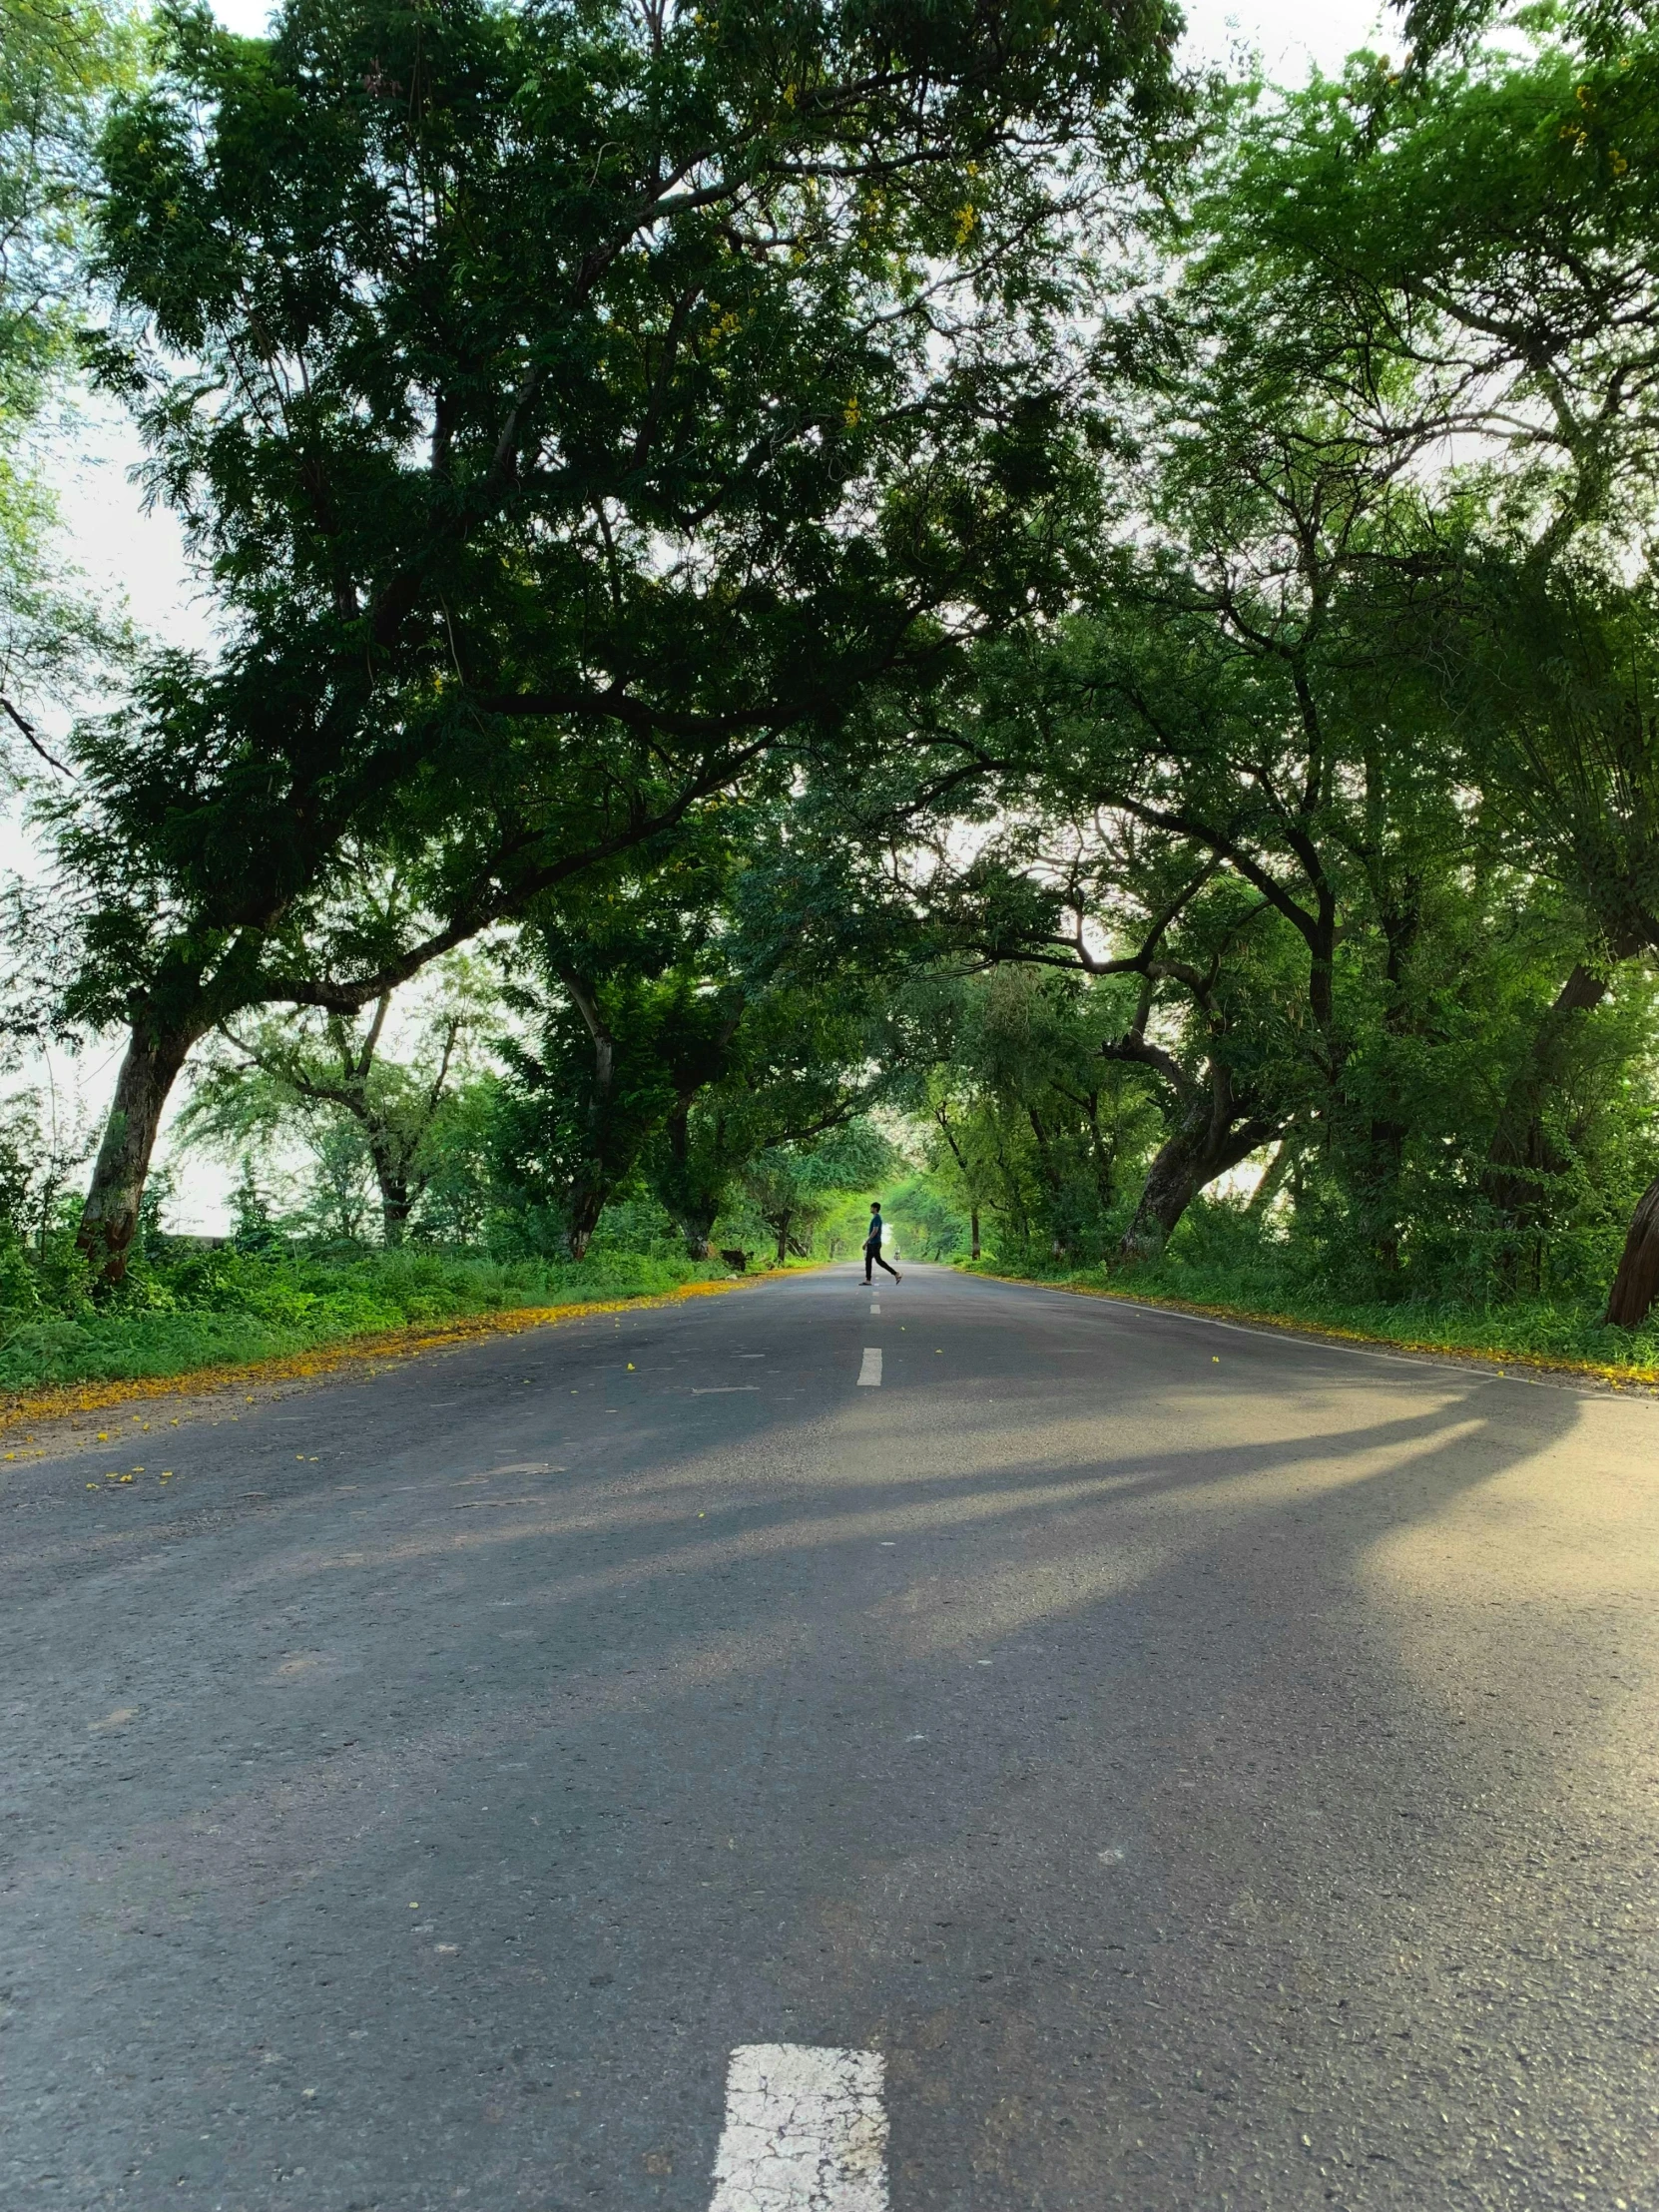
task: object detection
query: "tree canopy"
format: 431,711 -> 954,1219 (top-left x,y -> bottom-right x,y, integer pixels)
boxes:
8,0 -> 1659,1347
0,0 -> 133,779
31,0 -> 1179,1280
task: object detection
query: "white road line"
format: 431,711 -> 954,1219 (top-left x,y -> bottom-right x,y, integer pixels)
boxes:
869,1301 -> 880,1315
708,2044 -> 888,2212
856,1348 -> 882,1386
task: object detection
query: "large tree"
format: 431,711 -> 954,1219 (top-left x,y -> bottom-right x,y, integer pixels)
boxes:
1200,3 -> 1659,1308
879,285 -> 1476,1257
41,0 -> 1179,1282
900,9 -> 1659,1278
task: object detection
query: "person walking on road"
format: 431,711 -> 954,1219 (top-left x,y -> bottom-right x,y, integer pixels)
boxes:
863,1201 -> 901,1285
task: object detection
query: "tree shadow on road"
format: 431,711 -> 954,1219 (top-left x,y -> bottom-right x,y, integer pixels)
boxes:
7,1283 -> 1656,2211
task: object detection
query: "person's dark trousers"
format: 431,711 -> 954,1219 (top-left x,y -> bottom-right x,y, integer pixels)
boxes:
864,1249 -> 898,1283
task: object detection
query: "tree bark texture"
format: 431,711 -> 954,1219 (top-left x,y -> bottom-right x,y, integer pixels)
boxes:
1604,1172 -> 1659,1328
77,1018 -> 203,1286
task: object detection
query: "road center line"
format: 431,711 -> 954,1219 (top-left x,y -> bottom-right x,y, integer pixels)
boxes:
708,2043 -> 888,2212
856,1348 -> 882,1386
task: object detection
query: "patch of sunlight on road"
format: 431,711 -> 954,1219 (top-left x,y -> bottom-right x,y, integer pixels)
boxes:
1361,1394 -> 1659,1787
1367,1413 -> 1659,1607
1154,1415 -> 1489,1517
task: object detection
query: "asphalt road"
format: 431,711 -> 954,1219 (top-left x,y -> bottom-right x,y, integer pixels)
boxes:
3,1264 -> 1656,2212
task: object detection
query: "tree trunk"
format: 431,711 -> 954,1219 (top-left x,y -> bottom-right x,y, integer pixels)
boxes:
566,1186 -> 605,1262
664,1183 -> 720,1259
378,1178 -> 412,1248
1108,1041 -> 1277,1262
1355,885 -> 1421,1272
77,1016 -> 202,1288
360,1124 -> 417,1249
774,1209 -> 792,1266
1604,1172 -> 1659,1328
1360,1116 -> 1407,1272
556,965 -> 620,1262
654,1104 -> 723,1259
1486,962 -> 1609,1250
1119,1101 -> 1277,1259
970,1206 -> 980,1261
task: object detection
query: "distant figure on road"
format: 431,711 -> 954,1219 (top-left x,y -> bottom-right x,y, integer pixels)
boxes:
863,1202 -> 901,1286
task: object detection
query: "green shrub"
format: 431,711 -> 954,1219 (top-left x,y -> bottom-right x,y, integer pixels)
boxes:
0,1237 -> 733,1393
965,1230 -> 1659,1374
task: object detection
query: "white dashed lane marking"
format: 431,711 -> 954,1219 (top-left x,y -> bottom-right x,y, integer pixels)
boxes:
856,1349 -> 882,1386
708,2044 -> 888,2212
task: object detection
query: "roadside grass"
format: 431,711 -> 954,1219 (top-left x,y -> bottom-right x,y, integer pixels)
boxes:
959,1256 -> 1659,1384
0,1248 -> 737,1397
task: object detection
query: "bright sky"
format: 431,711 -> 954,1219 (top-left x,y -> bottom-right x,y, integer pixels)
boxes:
203,0 -> 1399,68
34,0 -> 1395,1231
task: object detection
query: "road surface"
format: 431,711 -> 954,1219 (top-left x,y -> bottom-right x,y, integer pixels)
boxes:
3,1265 -> 1656,2210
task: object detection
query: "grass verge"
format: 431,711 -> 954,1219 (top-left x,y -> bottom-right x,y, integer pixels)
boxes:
960,1260 -> 1659,1387
0,1257 -> 788,1435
